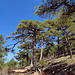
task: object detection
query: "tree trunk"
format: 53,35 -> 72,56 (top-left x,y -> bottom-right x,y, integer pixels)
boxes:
40,38 -> 44,61
30,58 -> 33,66
26,53 -> 29,64
64,32 -> 72,58
32,38 -> 37,70
57,37 -> 60,57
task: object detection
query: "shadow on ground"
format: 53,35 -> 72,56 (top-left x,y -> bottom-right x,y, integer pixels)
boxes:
43,61 -> 75,75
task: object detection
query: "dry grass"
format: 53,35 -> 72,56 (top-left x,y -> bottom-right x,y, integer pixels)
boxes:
47,55 -> 75,66
9,55 -> 75,75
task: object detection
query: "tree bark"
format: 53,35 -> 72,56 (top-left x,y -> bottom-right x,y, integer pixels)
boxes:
40,37 -> 44,61
64,32 -> 72,58
32,28 -> 37,70
57,37 -> 60,57
26,53 -> 29,64
30,58 -> 33,66
32,38 -> 37,70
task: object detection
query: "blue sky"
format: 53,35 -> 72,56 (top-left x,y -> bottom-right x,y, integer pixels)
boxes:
0,0 -> 47,62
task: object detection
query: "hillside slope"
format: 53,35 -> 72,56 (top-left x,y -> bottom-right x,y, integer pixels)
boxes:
8,55 -> 75,75
40,55 -> 75,75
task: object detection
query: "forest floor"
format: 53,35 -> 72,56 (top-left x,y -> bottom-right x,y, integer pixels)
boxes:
5,55 -> 75,75
40,55 -> 75,75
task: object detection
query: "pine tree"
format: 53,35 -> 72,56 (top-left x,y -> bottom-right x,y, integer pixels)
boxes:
7,20 -> 45,70
15,42 -> 32,66
54,12 -> 75,58
6,58 -> 18,68
42,19 -> 61,57
0,35 -> 6,70
35,0 -> 75,18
